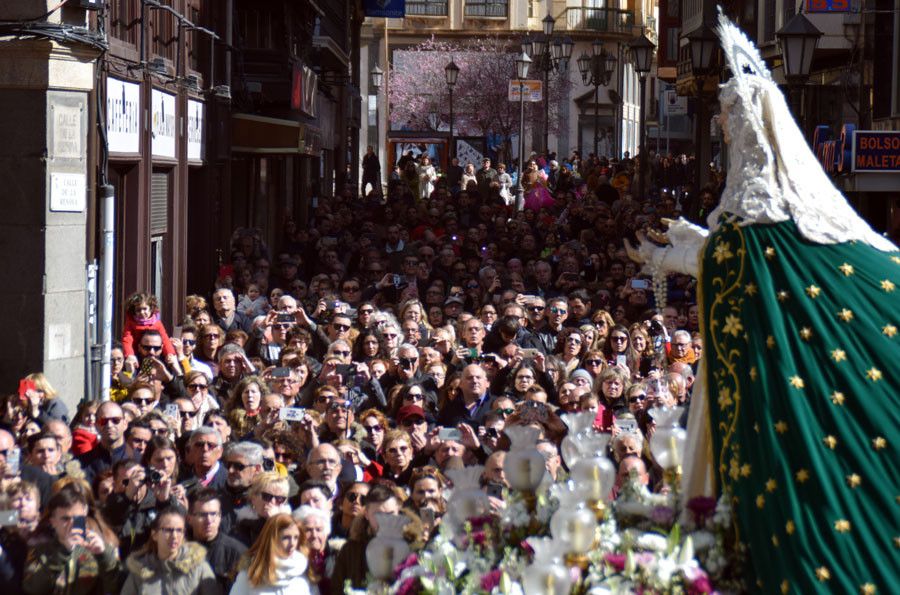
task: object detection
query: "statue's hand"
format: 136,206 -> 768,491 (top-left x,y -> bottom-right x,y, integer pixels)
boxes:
624,231 -> 659,266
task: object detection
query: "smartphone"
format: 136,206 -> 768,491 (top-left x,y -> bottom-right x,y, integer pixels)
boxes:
438,427 -> 462,442
72,515 -> 87,534
485,482 -> 504,499
335,363 -> 355,379
6,448 -> 20,476
0,510 -> 19,527
279,407 -> 307,422
631,279 -> 650,290
520,348 -> 540,359
276,313 -> 294,323
164,404 -> 180,420
139,357 -> 155,376
467,348 -> 478,359
616,354 -> 627,367
270,367 -> 292,379
420,507 -> 435,525
392,274 -> 401,287
615,418 -> 639,434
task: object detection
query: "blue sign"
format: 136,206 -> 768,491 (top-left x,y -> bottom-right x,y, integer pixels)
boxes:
851,131 -> 900,173
806,0 -> 851,12
364,0 -> 405,18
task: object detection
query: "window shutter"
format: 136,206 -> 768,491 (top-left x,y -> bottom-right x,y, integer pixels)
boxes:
150,172 -> 168,234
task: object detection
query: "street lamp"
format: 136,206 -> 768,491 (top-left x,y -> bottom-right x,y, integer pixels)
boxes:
687,22 -> 719,191
577,43 -> 617,157
515,51 -> 532,212
445,60 -> 459,164
628,33 -> 655,199
777,13 -> 822,136
370,65 -> 384,180
530,13 -> 573,155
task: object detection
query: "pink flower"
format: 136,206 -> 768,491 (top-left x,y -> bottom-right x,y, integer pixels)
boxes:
472,530 -> 487,546
650,506 -> 676,526
687,574 -> 713,594
604,553 -> 627,571
469,515 -> 494,530
480,569 -> 503,591
396,577 -> 422,595
394,553 -> 419,575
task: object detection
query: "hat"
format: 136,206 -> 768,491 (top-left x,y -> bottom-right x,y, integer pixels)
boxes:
396,405 -> 426,425
444,296 -> 464,306
569,369 -> 594,388
279,254 -> 299,267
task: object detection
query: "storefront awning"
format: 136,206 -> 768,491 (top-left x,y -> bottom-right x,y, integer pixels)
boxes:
231,113 -> 321,156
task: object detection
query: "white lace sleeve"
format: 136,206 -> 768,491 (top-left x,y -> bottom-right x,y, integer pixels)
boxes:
639,218 -> 708,278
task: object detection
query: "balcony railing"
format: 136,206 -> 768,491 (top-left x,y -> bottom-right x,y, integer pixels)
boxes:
406,1 -> 448,17
559,7 -> 635,34
465,1 -> 509,18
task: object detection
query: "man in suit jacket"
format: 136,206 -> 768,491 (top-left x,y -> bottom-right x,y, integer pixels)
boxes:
438,364 -> 494,428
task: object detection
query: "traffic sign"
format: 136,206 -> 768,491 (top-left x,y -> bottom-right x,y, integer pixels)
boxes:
508,80 -> 543,102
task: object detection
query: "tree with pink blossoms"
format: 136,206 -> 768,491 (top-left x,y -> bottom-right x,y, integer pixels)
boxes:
389,36 -> 571,162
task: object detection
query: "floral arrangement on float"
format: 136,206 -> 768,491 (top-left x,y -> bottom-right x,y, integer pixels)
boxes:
351,408 -> 746,595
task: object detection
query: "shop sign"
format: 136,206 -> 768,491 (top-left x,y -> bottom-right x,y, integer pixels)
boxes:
806,0 -> 850,12
151,89 -> 177,159
508,80 -> 542,102
852,131 -> 900,172
292,64 -> 318,118
107,78 -> 140,154
363,0 -> 405,18
187,99 -> 204,161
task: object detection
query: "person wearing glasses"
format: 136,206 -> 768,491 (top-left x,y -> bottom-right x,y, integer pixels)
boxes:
173,325 -> 214,381
603,324 -> 640,376
183,370 -> 218,422
229,472 -> 291,548
185,427 -> 226,492
303,444 -> 343,500
78,401 -> 128,484
187,489 -> 247,592
218,442 -> 264,532
534,297 -> 569,354
120,507 -> 220,594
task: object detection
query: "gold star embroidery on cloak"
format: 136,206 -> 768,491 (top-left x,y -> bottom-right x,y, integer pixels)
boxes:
785,520 -> 795,535
881,279 -> 896,292
830,349 -> 847,362
722,314 -> 743,337
766,335 -> 776,349
805,284 -> 821,298
799,327 -> 813,341
740,464 -> 751,477
772,534 -> 780,547
894,536 -> 900,548
744,282 -> 758,296
834,519 -> 851,533
846,474 -> 861,488
823,435 -> 838,449
892,255 -> 900,265
713,242 -> 734,264
866,367 -> 883,382
839,263 -> 855,276
777,290 -> 790,302
749,367 -> 758,381
765,246 -> 776,260
774,420 -> 788,434
780,580 -> 790,594
717,387 -> 733,409
789,375 -> 805,389
756,494 -> 765,508
883,324 -> 897,338
765,478 -> 777,492
796,469 -> 810,483
831,391 -> 846,406
837,308 -> 854,322
860,583 -> 876,595
815,566 -> 831,581
872,436 -> 886,450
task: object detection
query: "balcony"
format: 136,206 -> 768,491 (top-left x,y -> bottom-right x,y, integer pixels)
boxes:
558,7 -> 635,35
465,1 -> 508,18
406,1 -> 448,17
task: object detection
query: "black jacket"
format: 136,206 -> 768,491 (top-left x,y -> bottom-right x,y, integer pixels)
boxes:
197,532 -> 246,591
437,392 -> 494,428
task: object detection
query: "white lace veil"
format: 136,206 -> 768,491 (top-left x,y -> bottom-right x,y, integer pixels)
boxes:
709,13 -> 896,252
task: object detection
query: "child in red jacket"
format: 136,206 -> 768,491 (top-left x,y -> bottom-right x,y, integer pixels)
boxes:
122,292 -> 175,370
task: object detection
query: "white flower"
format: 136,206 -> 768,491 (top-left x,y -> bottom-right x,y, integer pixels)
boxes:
653,555 -> 678,584
634,532 -> 669,551
689,530 -> 716,551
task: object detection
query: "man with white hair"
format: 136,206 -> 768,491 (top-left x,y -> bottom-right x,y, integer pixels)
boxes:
186,426 -> 226,491
306,443 -> 343,498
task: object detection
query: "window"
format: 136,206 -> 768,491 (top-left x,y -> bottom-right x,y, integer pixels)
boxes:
151,0 -> 177,62
109,0 -> 138,46
406,0 -> 448,16
666,27 -> 680,63
465,0 -> 509,17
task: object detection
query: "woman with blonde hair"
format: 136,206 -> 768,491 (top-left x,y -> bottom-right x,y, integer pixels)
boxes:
398,298 -> 432,332
231,472 -> 291,548
23,372 -> 69,424
230,513 -> 311,595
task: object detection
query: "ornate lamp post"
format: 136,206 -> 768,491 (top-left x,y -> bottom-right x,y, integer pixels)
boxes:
370,64 -> 384,166
530,13 -> 573,155
777,12 -> 822,135
687,22 -> 718,191
445,60 -> 459,162
577,41 -> 617,157
515,51 -> 532,212
628,33 -> 655,200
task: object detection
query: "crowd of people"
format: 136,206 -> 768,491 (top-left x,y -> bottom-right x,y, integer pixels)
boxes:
0,147 -> 719,594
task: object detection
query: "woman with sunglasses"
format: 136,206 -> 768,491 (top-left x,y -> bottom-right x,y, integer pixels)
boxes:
231,472 -> 291,548
231,513 -> 312,595
195,324 -> 225,377
184,370 -> 218,422
388,383 -> 433,421
591,310 -> 615,346
603,324 -> 640,376
555,329 -> 588,376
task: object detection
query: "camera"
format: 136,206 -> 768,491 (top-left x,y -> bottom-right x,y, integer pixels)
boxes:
147,468 -> 163,485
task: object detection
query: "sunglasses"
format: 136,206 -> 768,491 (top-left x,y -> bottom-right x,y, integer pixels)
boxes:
186,383 -> 208,390
494,408 -> 515,416
345,491 -> 366,504
132,397 -> 154,406
315,395 -> 336,404
398,357 -> 416,368
182,339 -> 196,346
404,393 -> 424,402
98,416 -> 123,426
549,308 -> 567,315
179,410 -> 197,418
359,309 -> 374,315
584,359 -> 603,366
611,336 -> 629,342
332,324 -> 350,332
629,394 -> 647,403
527,306 -> 544,312
140,344 -> 162,352
328,401 -> 351,412
332,350 -> 351,358
225,461 -> 248,472
364,424 -> 384,433
260,492 -> 287,505
274,323 -> 293,330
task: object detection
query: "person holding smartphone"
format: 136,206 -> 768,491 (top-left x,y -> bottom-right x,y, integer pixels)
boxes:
23,488 -> 119,594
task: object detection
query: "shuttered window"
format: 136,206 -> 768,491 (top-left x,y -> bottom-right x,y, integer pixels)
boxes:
150,171 -> 168,234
